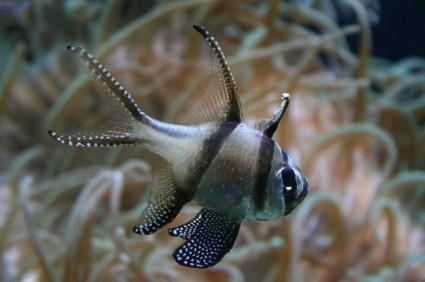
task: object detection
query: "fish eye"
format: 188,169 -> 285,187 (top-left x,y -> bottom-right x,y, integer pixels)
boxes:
279,166 -> 301,216
280,167 -> 297,194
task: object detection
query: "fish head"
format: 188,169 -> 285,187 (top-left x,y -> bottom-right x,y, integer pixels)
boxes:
267,148 -> 308,217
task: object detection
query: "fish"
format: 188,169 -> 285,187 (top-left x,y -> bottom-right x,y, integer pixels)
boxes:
48,25 -> 308,269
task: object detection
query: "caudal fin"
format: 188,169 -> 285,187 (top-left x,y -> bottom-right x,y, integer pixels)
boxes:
48,46 -> 153,148
47,129 -> 138,148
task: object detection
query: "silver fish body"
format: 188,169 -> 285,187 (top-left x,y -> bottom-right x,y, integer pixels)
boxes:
48,25 -> 308,269
192,122 -> 290,221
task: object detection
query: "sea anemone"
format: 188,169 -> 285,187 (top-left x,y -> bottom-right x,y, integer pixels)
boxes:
0,1 -> 424,281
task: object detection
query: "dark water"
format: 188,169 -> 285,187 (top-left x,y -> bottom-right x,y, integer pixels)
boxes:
339,0 -> 425,61
373,0 -> 425,60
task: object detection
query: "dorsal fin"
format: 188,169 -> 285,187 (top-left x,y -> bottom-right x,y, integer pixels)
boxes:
255,93 -> 290,137
183,25 -> 243,124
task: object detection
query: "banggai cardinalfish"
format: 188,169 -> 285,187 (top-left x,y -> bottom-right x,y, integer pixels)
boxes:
48,25 -> 308,268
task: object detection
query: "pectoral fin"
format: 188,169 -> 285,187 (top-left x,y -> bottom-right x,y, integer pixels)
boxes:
133,166 -> 191,235
168,208 -> 240,268
255,93 -> 290,137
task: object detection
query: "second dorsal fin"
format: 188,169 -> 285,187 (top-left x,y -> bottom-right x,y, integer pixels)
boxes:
182,25 -> 243,124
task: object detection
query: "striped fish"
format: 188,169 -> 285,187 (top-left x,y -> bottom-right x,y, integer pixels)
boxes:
48,25 -> 308,269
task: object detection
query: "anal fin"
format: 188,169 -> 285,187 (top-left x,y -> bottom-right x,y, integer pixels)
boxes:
132,166 -> 190,235
168,208 -> 240,268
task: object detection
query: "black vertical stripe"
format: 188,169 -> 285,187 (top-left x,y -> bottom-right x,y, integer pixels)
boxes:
280,149 -> 288,163
191,122 -> 239,190
253,135 -> 275,210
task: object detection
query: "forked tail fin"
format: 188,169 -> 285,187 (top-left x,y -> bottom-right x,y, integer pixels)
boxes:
48,46 -> 155,148
48,46 -> 199,158
66,46 -> 149,123
47,129 -> 138,148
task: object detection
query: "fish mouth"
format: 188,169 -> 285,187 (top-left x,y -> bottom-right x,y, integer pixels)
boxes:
283,178 -> 308,216
300,178 -> 308,200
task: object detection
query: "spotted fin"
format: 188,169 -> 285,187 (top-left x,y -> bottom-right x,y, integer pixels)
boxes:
48,46 -> 149,148
133,166 -> 191,236
185,25 -> 243,124
255,93 -> 290,137
168,208 -> 240,268
67,46 -> 146,121
47,130 -> 138,148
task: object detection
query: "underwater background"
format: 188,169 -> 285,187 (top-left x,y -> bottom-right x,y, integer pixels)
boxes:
0,0 -> 424,281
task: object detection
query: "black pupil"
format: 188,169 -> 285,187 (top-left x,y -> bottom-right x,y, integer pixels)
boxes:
281,167 -> 297,194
